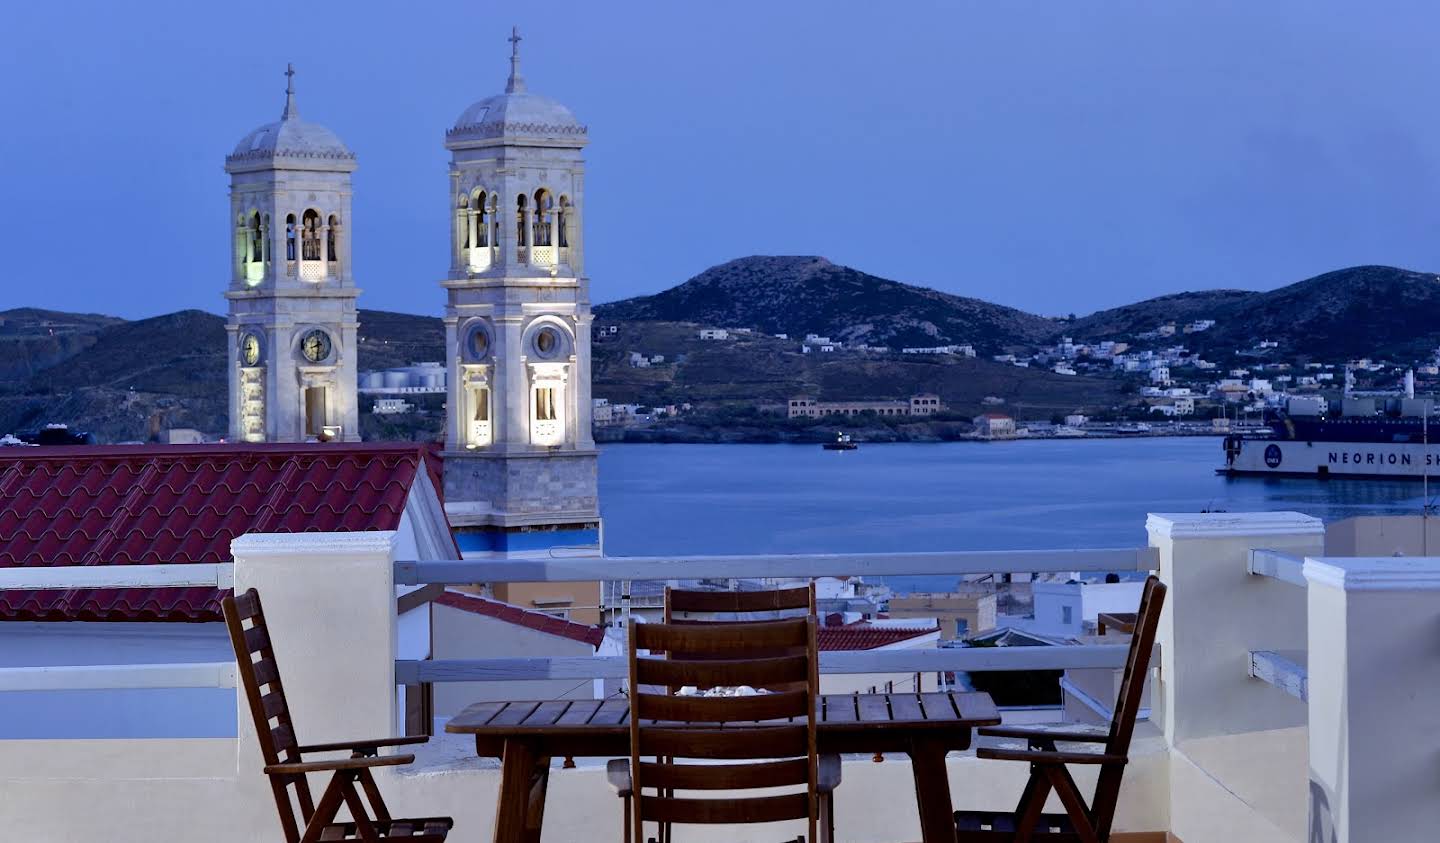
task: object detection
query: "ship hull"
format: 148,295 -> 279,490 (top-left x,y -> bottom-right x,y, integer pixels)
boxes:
1222,437 -> 1440,479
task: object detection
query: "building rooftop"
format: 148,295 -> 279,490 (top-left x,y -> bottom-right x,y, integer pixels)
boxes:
0,442 -> 450,622
434,590 -> 604,648
818,620 -> 939,651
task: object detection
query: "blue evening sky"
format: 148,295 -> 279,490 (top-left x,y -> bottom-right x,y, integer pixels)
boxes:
3,1 -> 1438,320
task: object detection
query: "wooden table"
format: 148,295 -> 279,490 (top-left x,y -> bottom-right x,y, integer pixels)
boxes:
447,691 -> 999,843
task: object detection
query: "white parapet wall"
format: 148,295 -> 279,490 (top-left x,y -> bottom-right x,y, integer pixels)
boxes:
1305,556 -> 1440,843
1147,511 -> 1323,843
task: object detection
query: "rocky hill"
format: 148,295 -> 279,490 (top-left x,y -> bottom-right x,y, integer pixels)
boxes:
1068,265 -> 1440,360
596,256 -> 1059,352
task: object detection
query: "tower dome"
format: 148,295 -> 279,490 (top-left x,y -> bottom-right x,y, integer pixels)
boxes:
227,64 -> 355,170
447,27 -> 587,146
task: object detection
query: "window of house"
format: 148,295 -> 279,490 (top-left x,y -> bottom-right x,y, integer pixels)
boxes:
1061,605 -> 1073,626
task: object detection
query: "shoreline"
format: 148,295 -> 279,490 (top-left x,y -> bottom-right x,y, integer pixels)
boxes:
595,425 -> 1227,445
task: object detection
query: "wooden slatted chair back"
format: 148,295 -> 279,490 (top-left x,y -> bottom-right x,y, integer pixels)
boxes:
1093,574 -> 1167,839
664,584 -> 815,622
628,617 -> 820,842
664,584 -> 816,691
222,588 -> 312,843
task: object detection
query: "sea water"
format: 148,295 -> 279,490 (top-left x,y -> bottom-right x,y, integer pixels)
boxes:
598,438 -> 1433,593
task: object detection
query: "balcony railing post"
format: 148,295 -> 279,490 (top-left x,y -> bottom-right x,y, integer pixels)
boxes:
230,531 -> 401,762
1147,512 -> 1322,747
1304,557 -> 1440,841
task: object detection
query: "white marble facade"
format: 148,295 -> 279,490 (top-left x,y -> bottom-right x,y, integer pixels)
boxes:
224,65 -> 360,443
440,30 -> 600,536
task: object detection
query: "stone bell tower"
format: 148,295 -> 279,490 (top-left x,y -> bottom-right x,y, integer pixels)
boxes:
224,64 -> 360,443
441,29 -> 600,564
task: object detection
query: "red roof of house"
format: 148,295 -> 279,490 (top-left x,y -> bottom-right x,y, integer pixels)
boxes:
818,622 -> 940,651
434,590 -> 605,648
0,443 -> 451,622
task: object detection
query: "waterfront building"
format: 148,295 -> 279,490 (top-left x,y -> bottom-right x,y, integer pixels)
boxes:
439,30 -> 600,570
973,412 -> 1016,438
696,328 -> 730,340
224,65 -> 360,443
788,394 -> 942,419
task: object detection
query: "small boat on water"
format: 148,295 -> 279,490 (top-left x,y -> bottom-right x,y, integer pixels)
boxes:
823,433 -> 858,451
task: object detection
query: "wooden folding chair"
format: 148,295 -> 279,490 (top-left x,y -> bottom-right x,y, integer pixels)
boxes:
955,574 -> 1167,843
609,616 -> 837,843
658,585 -> 839,841
223,588 -> 453,843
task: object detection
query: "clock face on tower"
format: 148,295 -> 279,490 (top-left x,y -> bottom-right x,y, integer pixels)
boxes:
300,329 -> 332,363
240,333 -> 261,366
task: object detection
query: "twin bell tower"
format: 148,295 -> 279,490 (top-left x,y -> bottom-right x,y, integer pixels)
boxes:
224,30 -> 601,564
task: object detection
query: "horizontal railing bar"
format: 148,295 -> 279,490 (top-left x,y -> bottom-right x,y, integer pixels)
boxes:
396,643 -> 1148,684
0,563 -> 234,592
1247,549 -> 1307,588
0,662 -> 238,692
396,547 -> 1157,585
1248,650 -> 1308,702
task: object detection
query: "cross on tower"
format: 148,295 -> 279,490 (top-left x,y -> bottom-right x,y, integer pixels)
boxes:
285,63 -> 296,93
508,26 -> 522,57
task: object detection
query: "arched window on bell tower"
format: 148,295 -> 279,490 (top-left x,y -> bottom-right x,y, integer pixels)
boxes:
248,212 -> 263,262
557,196 -> 571,249
301,209 -> 322,261
533,189 -> 553,247
474,191 -> 489,247
326,214 -> 339,263
285,213 -> 297,262
515,193 -> 529,259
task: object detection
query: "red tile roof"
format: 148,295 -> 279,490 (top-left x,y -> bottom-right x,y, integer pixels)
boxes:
0,443 -> 451,622
818,622 -> 940,651
434,590 -> 605,648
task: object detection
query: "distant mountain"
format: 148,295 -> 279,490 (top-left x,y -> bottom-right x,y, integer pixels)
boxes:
596,256 -> 1058,351
0,308 -> 445,443
1069,265 -> 1440,360
1066,290 -> 1258,339
0,308 -> 126,381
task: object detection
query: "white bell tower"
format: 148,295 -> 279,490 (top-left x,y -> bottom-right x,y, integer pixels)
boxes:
224,64 -> 360,443
441,29 -> 600,557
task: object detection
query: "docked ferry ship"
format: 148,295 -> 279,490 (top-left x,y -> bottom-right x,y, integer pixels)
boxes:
1222,393 -> 1440,479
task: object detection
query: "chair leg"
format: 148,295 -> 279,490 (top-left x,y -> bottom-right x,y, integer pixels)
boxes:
299,772 -> 350,843
819,791 -> 836,843
1014,768 -> 1053,843
1044,765 -> 1100,843
622,795 -> 631,843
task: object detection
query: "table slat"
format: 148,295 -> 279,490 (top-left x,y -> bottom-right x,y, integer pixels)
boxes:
489,701 -> 541,727
555,699 -> 602,725
452,701 -> 506,729
822,695 -> 858,723
918,693 -> 958,721
858,694 -> 892,723
522,701 -> 573,727
591,699 -> 629,725
952,692 -> 1000,723
887,693 -> 925,722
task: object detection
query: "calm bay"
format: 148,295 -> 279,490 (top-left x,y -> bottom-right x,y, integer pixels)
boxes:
597,438 -> 1435,592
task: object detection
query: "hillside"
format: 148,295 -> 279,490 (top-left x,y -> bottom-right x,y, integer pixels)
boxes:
591,320 -> 1127,418
1066,265 -> 1440,360
596,256 -> 1059,352
0,308 -> 126,381
0,309 -> 447,443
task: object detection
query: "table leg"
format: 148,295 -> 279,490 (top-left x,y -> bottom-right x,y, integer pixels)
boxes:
908,738 -> 957,843
494,740 -> 552,843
